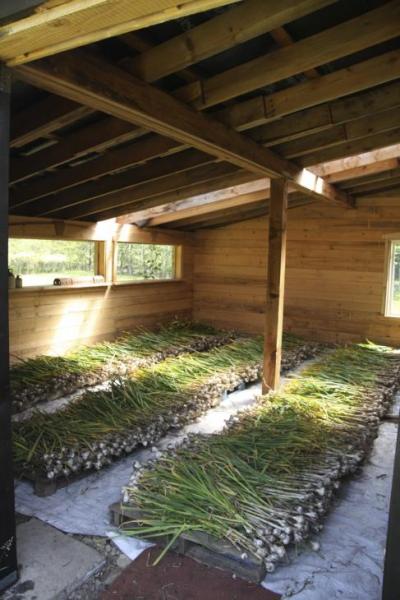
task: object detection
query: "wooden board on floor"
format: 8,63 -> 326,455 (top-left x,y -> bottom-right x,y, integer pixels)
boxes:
109,502 -> 267,583
101,544 -> 280,599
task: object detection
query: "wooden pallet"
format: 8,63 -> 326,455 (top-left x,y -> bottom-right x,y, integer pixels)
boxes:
109,501 -> 266,583
24,469 -> 96,497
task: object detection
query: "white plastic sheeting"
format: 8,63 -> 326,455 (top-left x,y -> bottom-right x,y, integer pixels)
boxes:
263,420 -> 397,599
14,383 -> 261,537
14,382 -> 397,599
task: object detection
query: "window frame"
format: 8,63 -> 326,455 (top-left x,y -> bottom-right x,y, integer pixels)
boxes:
113,241 -> 180,284
8,237 -> 102,289
7,224 -> 185,291
384,238 -> 400,318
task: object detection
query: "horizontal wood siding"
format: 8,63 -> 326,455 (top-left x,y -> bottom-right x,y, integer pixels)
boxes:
9,247 -> 193,360
193,196 -> 400,345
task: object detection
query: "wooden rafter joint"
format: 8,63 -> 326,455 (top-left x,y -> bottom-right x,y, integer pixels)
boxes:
14,49 -> 353,212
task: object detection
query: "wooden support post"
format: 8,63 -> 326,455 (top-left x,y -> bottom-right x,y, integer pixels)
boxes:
0,65 -> 18,592
111,241 -> 118,283
262,178 -> 288,394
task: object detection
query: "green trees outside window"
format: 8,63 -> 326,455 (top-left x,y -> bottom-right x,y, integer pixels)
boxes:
386,241 -> 400,316
8,239 -> 96,286
116,243 -> 175,281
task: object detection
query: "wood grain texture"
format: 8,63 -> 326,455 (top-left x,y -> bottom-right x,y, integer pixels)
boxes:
180,1 -> 400,109
192,195 -> 400,345
15,51 -> 351,208
0,0 -> 240,65
9,261 -> 193,360
262,179 -> 287,392
8,216 -> 193,359
11,49 -> 400,194
131,0 -> 335,82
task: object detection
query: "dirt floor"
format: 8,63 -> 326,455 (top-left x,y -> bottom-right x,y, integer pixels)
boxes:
101,545 -> 280,600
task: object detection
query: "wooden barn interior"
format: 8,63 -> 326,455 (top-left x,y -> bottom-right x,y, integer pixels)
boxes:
1,1 -> 400,598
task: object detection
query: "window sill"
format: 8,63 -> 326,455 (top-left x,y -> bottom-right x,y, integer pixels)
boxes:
113,278 -> 180,286
8,279 -> 183,293
8,282 -> 109,293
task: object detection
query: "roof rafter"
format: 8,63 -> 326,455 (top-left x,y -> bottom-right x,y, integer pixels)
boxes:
127,0 -> 336,82
177,0 -> 400,108
0,0 -> 241,66
118,146 -> 400,226
22,150 -> 219,217
11,48 -> 400,187
10,95 -> 92,148
15,50 -> 352,210
9,0 -> 333,152
11,84 -> 400,216
299,128 -> 400,167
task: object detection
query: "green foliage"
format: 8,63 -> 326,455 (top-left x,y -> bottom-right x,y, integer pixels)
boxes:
9,239 -> 95,276
391,244 -> 400,302
117,243 -> 174,280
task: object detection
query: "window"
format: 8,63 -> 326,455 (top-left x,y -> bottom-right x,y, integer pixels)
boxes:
8,238 -> 97,287
116,243 -> 176,282
385,241 -> 400,317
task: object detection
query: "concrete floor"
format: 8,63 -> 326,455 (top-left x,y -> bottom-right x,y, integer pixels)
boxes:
2,519 -> 105,600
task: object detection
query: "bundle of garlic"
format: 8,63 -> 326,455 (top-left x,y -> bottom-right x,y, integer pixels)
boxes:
13,333 -> 322,483
10,321 -> 235,413
121,342 -> 400,573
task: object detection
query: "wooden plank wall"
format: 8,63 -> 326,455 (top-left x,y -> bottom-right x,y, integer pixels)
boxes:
193,195 -> 400,345
9,248 -> 193,360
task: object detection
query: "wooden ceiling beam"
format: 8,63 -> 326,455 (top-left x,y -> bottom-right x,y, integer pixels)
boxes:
16,101 -> 399,217
176,1 -> 400,108
173,203 -> 269,229
118,32 -> 199,84
35,163 -> 242,220
251,81 -> 400,148
344,171 -> 400,195
10,116 -> 147,184
339,161 -> 400,190
15,50 -> 352,208
0,0 -> 241,66
50,103 -> 398,223
314,144 -> 400,179
148,189 -> 270,226
175,194 -> 313,229
11,33 -> 160,154
90,171 -> 257,222
68,119 -> 398,218
12,48 -> 400,188
12,77 -> 400,210
117,179 -> 269,225
356,184 -> 400,199
128,0 -> 336,83
269,107 -> 400,161
17,149 -> 214,215
10,95 -> 91,148
8,0 -> 333,150
299,128 -> 400,167
269,27 -> 320,80
129,150 -> 400,227
9,135 -> 183,209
